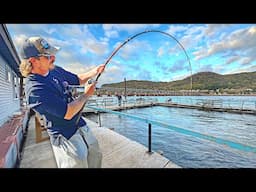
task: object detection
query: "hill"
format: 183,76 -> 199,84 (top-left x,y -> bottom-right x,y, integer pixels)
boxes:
102,71 -> 256,91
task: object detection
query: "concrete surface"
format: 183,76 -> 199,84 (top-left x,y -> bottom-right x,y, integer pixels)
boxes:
20,115 -> 180,168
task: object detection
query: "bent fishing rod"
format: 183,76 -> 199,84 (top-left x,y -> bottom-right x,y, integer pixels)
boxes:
76,29 -> 192,125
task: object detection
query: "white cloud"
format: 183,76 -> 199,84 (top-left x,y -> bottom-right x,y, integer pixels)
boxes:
62,62 -> 122,87
61,24 -> 109,56
225,64 -> 256,74
102,24 -> 161,33
240,57 -> 253,65
62,62 -> 96,75
62,58 -> 126,87
100,37 -> 109,43
193,25 -> 256,65
225,56 -> 240,65
212,65 -> 226,74
104,29 -> 119,39
179,25 -> 206,49
83,39 -> 108,55
204,24 -> 232,37
46,37 -> 71,48
157,46 -> 165,57
165,25 -> 188,35
166,25 -> 233,56
97,64 -> 125,86
114,39 -> 152,60
45,27 -> 57,35
193,49 -> 208,61
172,73 -> 190,81
165,24 -> 206,53
179,34 -> 195,50
12,34 -> 28,49
57,50 -> 74,60
7,24 -> 49,36
81,26 -> 108,56
62,24 -> 84,37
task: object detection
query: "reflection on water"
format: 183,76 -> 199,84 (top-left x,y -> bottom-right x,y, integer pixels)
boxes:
86,104 -> 256,168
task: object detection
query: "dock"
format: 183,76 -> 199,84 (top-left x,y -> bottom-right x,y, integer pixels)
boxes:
157,102 -> 256,115
86,119 -> 179,168
19,116 -> 57,168
83,99 -> 256,116
83,103 -> 157,113
19,115 -> 180,168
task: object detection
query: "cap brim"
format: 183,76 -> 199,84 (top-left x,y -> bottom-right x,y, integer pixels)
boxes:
45,46 -> 60,55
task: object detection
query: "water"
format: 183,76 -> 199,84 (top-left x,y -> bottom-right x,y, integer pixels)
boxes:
86,96 -> 256,168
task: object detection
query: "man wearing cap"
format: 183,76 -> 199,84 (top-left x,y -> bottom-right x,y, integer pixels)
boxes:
19,36 -> 104,168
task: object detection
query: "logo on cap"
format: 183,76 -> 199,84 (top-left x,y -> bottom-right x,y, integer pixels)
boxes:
40,39 -> 49,49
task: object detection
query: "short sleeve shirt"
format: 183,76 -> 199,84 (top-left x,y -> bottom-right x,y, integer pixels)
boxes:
25,66 -> 86,139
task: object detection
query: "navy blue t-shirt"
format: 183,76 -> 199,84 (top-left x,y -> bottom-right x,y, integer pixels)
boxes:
25,66 -> 86,139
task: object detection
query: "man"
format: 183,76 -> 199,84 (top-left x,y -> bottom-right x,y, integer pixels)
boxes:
116,94 -> 122,106
19,36 -> 104,168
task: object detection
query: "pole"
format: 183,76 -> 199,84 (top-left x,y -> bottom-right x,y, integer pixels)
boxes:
148,123 -> 152,153
98,112 -> 101,127
124,77 -> 127,101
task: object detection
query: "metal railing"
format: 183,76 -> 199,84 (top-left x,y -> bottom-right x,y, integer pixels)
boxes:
87,96 -> 256,110
86,105 -> 256,154
86,97 -> 158,109
166,98 -> 256,110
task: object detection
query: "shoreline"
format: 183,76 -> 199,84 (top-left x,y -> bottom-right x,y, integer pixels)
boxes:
94,94 -> 256,97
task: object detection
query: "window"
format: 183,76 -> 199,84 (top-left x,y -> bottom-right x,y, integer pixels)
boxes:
5,64 -> 11,82
5,64 -> 8,79
7,72 -> 11,82
13,74 -> 19,99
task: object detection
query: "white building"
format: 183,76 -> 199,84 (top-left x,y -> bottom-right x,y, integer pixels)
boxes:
0,24 -> 22,126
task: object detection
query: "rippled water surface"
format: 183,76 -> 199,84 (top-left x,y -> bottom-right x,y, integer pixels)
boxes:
86,96 -> 256,168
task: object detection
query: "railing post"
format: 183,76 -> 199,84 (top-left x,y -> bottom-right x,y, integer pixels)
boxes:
98,111 -> 101,127
148,123 -> 152,154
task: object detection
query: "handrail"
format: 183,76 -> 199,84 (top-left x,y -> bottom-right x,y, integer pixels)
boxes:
85,96 -> 256,110
86,105 -> 256,153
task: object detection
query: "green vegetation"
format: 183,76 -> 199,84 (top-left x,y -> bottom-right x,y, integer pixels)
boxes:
102,71 -> 256,92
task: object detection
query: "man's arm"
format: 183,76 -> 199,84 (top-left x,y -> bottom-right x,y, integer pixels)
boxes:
77,64 -> 105,85
77,70 -> 95,85
64,94 -> 89,120
64,82 -> 96,120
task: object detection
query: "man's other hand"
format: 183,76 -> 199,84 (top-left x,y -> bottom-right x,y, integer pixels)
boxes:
84,81 -> 96,96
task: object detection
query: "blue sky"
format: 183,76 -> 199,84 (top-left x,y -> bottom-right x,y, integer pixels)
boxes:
7,24 -> 256,86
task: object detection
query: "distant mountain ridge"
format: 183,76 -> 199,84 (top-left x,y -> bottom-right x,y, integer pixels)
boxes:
102,71 -> 256,91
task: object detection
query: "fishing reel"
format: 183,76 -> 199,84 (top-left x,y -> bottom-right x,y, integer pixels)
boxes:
86,78 -> 99,91
87,78 -> 97,85
63,81 -> 77,101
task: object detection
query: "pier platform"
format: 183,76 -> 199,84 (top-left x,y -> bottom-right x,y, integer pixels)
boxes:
19,116 -> 180,168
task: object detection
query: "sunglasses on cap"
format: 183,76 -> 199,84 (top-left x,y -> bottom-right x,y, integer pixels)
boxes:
37,54 -> 52,60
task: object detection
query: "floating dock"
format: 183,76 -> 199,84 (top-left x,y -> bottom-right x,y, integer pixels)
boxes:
157,102 -> 256,115
83,101 -> 256,116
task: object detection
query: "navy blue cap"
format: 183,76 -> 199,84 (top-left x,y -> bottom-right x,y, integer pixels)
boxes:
20,36 -> 60,59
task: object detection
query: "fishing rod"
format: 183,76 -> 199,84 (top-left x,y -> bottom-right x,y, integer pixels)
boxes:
76,29 -> 193,125
95,30 -> 192,85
